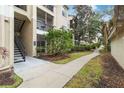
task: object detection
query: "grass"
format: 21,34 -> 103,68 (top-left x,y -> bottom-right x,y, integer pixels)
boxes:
64,56 -> 103,88
54,51 -> 92,64
0,73 -> 23,88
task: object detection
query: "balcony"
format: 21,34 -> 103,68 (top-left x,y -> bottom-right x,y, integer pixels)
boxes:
37,20 -> 53,31
15,5 -> 27,11
37,8 -> 54,32
43,5 -> 54,12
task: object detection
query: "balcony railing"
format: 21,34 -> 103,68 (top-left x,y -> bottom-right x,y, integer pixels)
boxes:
37,20 -> 53,31
43,5 -> 54,12
15,5 -> 27,11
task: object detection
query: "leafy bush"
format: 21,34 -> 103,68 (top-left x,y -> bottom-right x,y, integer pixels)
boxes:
90,43 -> 100,49
45,29 -> 73,55
71,45 -> 85,51
37,46 -> 45,53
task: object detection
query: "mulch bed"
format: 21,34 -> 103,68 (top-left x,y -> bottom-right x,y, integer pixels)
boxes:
99,53 -> 124,88
37,53 -> 70,61
0,68 -> 15,85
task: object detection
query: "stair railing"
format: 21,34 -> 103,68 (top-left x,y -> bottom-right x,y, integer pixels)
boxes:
15,34 -> 26,61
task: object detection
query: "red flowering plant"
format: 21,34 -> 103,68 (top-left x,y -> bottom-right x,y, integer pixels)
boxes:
0,47 -> 9,60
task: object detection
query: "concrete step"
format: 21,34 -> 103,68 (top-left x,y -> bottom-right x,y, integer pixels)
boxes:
14,50 -> 21,52
14,56 -> 23,60
14,59 -> 25,63
14,44 -> 25,63
14,51 -> 22,54
14,47 -> 18,49
14,54 -> 22,57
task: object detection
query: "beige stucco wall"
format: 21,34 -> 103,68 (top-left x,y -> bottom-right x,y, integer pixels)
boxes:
0,6 -> 14,70
20,6 -> 37,57
21,20 -> 33,56
111,31 -> 124,69
55,5 -> 69,29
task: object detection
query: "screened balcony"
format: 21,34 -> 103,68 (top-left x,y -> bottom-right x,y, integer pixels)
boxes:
37,8 -> 54,31
37,20 -> 53,31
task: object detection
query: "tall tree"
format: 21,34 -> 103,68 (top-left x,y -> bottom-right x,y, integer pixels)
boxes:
86,13 -> 102,43
71,5 -> 102,45
72,5 -> 93,45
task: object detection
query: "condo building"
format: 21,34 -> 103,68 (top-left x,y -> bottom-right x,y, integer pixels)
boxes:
0,5 -> 69,77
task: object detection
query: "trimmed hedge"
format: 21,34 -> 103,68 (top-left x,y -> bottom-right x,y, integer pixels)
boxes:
72,43 -> 100,52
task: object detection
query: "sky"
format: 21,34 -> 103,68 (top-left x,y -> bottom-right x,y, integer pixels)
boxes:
91,5 -> 113,12
68,5 -> 113,21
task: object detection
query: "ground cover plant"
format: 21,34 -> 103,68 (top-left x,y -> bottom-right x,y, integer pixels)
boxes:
64,53 -> 124,88
0,73 -> 23,88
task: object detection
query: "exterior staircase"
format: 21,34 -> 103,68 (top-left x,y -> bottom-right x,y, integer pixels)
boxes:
14,18 -> 26,63
14,44 -> 25,63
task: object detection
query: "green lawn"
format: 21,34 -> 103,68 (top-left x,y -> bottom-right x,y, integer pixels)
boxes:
64,56 -> 103,88
0,73 -> 23,88
54,51 -> 92,64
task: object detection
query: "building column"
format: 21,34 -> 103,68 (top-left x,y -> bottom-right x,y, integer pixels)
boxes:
9,5 -> 14,67
45,12 -> 47,26
53,6 -> 56,27
0,12 -> 5,66
32,5 -> 37,56
0,6 -> 14,68
0,5 -> 14,85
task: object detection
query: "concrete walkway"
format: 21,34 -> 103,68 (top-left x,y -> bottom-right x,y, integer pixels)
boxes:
14,52 -> 99,88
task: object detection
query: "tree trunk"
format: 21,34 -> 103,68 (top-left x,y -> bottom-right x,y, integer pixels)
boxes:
77,35 -> 81,46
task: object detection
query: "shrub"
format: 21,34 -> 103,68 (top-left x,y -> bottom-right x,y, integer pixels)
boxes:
90,43 -> 100,49
85,44 -> 91,50
71,45 -> 85,51
71,43 -> 100,52
37,46 -> 45,54
45,29 -> 73,55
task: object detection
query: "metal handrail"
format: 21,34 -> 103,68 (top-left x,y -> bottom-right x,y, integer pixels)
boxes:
15,34 -> 26,61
